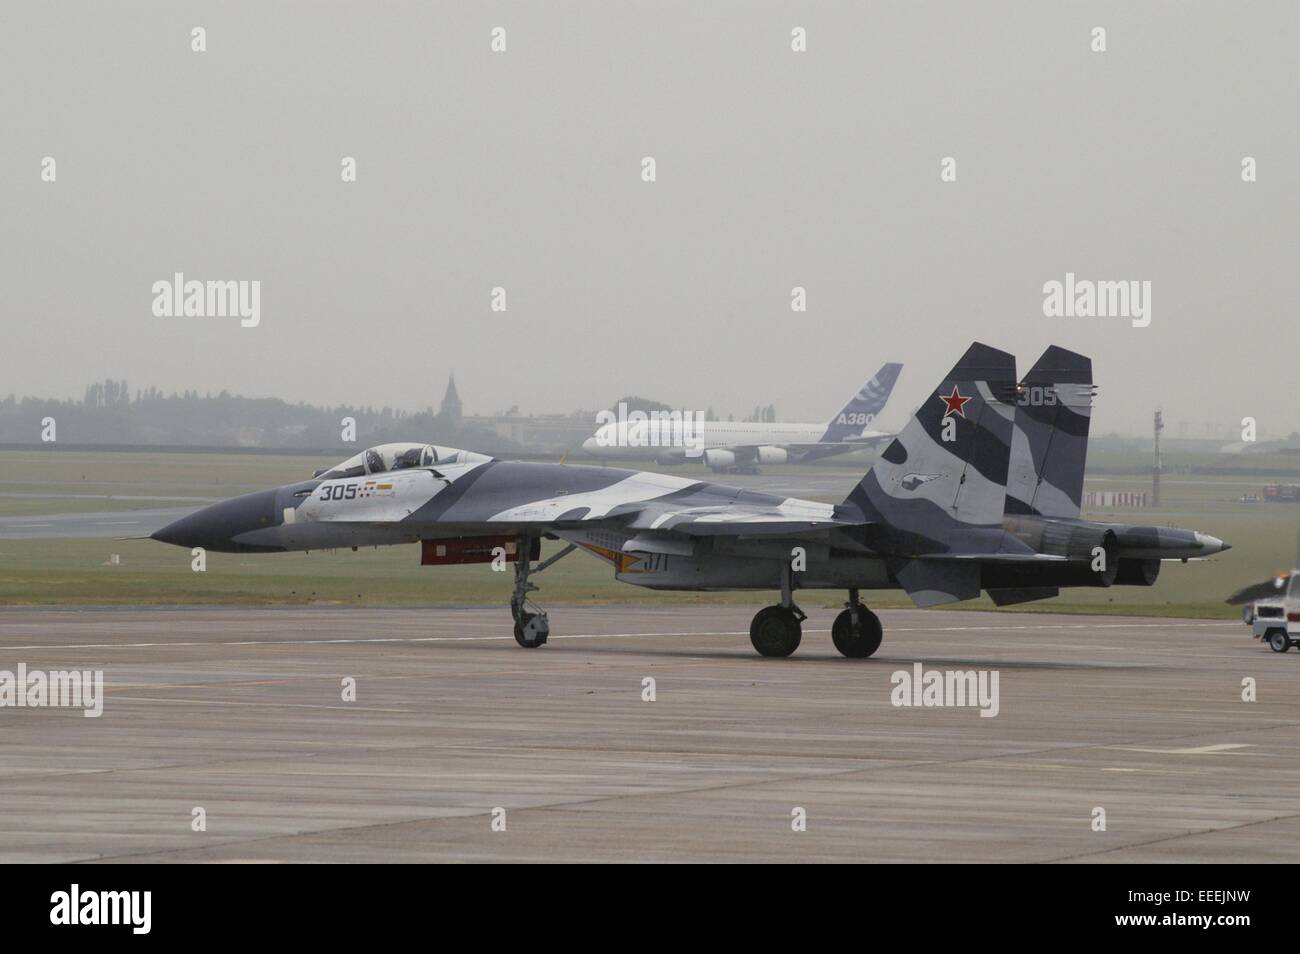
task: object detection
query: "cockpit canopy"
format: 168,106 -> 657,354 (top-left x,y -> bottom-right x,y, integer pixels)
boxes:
313,443 -> 493,480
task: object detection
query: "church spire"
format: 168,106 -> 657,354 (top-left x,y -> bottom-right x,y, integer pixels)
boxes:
441,374 -> 463,421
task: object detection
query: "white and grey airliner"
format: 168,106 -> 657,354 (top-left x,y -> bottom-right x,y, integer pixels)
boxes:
581,363 -> 902,473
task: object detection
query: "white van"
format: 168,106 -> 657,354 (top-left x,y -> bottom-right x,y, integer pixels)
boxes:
1248,580 -> 1300,653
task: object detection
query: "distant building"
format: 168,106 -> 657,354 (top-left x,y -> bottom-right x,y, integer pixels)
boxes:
1085,490 -> 1149,509
466,410 -> 594,450
441,374 -> 463,422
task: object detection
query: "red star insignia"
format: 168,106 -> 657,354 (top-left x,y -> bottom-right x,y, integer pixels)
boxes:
937,386 -> 972,418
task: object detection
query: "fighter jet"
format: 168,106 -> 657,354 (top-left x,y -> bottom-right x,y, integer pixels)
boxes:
152,343 -> 1229,657
581,363 -> 902,473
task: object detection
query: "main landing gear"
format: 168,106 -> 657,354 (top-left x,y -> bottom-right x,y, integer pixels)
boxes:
749,604 -> 805,657
748,578 -> 883,659
510,537 -> 576,648
831,589 -> 882,658
750,561 -> 806,657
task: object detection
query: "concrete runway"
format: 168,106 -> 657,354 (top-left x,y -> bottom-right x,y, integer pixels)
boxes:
0,604 -> 1296,863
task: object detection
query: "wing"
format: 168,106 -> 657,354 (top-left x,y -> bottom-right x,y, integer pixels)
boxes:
1225,572 -> 1291,605
459,463 -> 870,539
607,499 -> 869,538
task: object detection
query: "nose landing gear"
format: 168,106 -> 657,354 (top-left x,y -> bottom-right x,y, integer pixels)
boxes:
510,538 -> 576,648
513,606 -> 549,647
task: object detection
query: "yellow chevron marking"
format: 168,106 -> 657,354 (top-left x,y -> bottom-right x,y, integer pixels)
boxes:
578,542 -> 642,573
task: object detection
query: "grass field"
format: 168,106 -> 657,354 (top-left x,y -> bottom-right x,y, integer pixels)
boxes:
0,450 -> 327,514
0,448 -> 1295,619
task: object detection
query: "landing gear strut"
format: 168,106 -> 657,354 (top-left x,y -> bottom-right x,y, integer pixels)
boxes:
510,538 -> 575,648
832,589 -> 882,658
749,561 -> 806,657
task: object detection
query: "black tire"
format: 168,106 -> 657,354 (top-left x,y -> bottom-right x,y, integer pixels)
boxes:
832,607 -> 883,658
1269,630 -> 1290,653
514,612 -> 547,648
749,606 -> 802,658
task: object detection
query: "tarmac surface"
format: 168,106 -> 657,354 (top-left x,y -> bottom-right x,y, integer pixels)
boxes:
0,604 -> 1296,863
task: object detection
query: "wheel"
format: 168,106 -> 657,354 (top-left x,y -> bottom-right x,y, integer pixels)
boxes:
1269,630 -> 1290,653
832,607 -> 883,658
749,606 -> 802,657
514,612 -> 548,648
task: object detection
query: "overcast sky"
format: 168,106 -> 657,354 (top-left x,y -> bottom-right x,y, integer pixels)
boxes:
4,2 -> 1298,438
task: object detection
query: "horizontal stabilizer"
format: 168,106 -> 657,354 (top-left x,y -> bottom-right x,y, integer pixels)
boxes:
927,550 -> 1065,562
895,559 -> 981,607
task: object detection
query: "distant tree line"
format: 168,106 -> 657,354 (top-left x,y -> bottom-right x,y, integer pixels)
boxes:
0,380 -> 779,450
0,379 -> 514,451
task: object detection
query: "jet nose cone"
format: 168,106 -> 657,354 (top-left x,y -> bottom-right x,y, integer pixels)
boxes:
1194,532 -> 1230,555
581,437 -> 597,454
149,490 -> 282,552
150,517 -> 193,547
